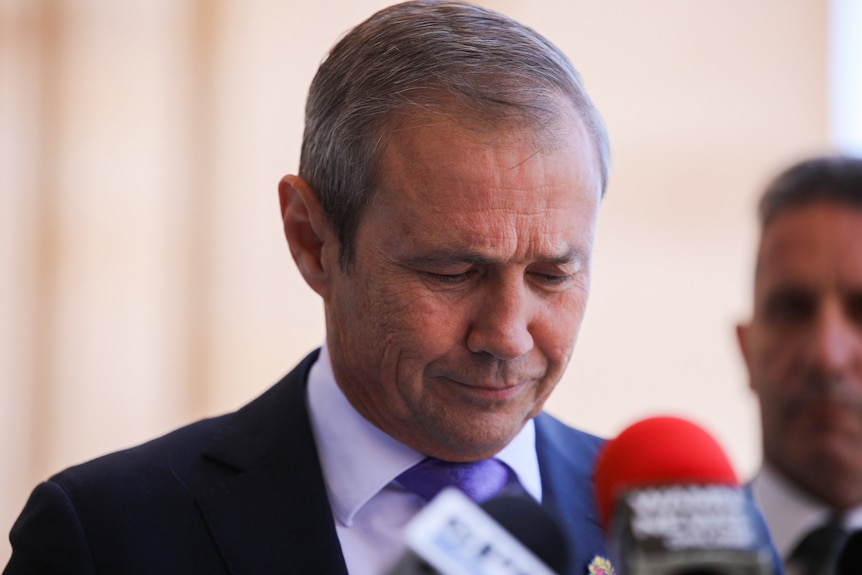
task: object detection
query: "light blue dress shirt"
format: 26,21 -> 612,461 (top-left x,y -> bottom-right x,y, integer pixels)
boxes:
306,344 -> 542,575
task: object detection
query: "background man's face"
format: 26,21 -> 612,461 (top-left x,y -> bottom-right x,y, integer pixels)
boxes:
323,110 -> 602,461
738,201 -> 862,506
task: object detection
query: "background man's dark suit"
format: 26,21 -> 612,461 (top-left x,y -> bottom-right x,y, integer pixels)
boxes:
4,350 -> 608,575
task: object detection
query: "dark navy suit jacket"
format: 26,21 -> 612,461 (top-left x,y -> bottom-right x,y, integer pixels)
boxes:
4,350 -> 611,575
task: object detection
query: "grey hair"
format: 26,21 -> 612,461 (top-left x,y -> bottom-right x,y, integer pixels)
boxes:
299,0 -> 611,268
758,155 -> 862,229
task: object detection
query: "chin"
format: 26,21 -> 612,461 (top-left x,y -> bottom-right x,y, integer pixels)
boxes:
439,423 -> 520,457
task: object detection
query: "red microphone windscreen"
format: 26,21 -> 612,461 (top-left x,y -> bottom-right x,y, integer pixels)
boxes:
593,416 -> 739,529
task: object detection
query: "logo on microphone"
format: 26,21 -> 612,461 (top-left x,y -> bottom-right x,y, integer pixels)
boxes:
625,485 -> 758,550
401,488 -> 559,575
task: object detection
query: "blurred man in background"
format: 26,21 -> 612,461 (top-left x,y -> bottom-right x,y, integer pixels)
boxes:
738,155 -> 862,575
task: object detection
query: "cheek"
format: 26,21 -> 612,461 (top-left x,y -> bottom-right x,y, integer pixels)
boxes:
749,330 -> 803,387
524,300 -> 585,374
377,289 -> 469,362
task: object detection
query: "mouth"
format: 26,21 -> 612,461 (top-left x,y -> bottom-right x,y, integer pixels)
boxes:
435,375 -> 531,402
794,401 -> 862,432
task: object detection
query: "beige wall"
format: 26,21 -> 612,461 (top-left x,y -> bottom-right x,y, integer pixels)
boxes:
0,0 -> 830,564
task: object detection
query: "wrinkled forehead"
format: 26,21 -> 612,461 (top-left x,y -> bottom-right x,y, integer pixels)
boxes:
755,201 -> 862,285
383,93 -> 585,149
379,106 -> 600,197
372,99 -> 598,192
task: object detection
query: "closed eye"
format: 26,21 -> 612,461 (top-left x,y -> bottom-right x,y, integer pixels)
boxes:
844,293 -> 862,328
532,272 -> 574,287
762,288 -> 816,324
424,270 -> 476,285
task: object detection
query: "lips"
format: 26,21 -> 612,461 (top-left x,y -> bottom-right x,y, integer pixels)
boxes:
461,376 -> 529,389
793,400 -> 862,433
449,380 -> 529,404
429,367 -> 537,388
424,371 -> 526,398
787,385 -> 862,413
423,361 -> 549,403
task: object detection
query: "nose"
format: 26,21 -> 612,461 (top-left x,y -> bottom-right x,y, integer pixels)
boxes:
809,299 -> 859,379
466,279 -> 534,360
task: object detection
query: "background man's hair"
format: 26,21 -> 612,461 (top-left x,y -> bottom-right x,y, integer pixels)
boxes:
299,0 -> 610,267
759,155 -> 862,228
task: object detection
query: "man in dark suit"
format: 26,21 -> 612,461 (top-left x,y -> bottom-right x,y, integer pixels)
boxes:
5,1 -> 614,573
737,155 -> 862,575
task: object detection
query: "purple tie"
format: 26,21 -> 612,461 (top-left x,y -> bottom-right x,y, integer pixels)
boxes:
396,457 -> 512,503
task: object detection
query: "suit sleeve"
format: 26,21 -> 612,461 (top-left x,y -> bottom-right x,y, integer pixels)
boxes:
4,481 -> 96,575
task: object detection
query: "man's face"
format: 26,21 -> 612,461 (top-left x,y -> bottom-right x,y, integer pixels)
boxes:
323,112 -> 601,461
738,201 -> 862,507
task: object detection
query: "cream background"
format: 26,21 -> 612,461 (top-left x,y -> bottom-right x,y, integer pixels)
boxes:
1,0 -> 834,565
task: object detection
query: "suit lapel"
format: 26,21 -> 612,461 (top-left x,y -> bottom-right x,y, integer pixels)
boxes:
535,413 -> 609,575
186,357 -> 608,575
191,351 -> 348,575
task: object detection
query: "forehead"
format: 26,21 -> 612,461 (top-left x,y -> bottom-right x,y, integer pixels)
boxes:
755,202 -> 862,289
368,109 -> 601,257
377,106 -> 599,195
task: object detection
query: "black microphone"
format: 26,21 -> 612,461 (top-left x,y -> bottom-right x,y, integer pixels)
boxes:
836,529 -> 862,575
594,416 -> 776,575
387,488 -> 568,574
480,495 -> 569,574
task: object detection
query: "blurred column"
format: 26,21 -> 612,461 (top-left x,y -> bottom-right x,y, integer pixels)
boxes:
0,0 -> 46,562
29,0 -> 197,476
829,0 -> 862,154
0,0 -> 202,564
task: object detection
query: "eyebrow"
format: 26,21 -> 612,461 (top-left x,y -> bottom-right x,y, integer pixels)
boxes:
400,247 -> 589,267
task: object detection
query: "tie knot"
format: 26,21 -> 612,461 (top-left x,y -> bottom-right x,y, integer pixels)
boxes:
396,457 -> 512,503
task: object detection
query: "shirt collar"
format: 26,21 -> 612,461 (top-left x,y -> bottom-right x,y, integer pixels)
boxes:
306,344 -> 542,527
750,462 -> 862,558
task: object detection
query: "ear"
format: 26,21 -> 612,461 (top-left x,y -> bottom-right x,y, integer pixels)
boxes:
735,322 -> 756,392
278,174 -> 334,298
